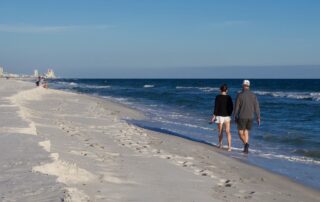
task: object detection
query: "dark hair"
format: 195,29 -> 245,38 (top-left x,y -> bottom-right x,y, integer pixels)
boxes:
220,84 -> 228,92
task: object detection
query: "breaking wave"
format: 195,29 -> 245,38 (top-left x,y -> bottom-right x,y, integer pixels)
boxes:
83,84 -> 111,89
176,86 -> 219,92
254,91 -> 320,101
143,84 -> 154,88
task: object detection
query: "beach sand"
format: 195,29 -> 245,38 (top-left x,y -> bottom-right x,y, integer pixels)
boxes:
0,79 -> 319,202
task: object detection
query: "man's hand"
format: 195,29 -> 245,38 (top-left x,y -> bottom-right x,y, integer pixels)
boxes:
257,117 -> 261,126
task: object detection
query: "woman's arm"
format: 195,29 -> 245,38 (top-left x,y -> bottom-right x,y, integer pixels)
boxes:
210,96 -> 219,123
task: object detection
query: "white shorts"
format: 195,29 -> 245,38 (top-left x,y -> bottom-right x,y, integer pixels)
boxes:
215,116 -> 231,124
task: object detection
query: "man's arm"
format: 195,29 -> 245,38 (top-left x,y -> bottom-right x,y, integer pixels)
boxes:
254,95 -> 261,126
234,94 -> 240,121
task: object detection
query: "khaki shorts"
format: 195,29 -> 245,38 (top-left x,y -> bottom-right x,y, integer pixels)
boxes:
237,119 -> 253,130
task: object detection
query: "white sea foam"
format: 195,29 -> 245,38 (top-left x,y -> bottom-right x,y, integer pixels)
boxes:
176,86 -> 195,89
199,87 -> 219,92
168,113 -> 185,118
225,145 -> 320,165
102,96 -> 133,105
143,84 -> 154,88
176,86 -> 219,92
58,82 -> 111,89
84,85 -> 111,89
156,119 -> 212,131
310,93 -> 320,101
57,81 -> 70,85
56,81 -> 78,87
69,82 -> 78,86
255,152 -> 320,165
253,90 -> 320,101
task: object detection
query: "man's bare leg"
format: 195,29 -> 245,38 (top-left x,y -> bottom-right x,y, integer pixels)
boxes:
244,130 -> 249,144
238,129 -> 246,144
243,130 -> 250,153
238,129 -> 250,153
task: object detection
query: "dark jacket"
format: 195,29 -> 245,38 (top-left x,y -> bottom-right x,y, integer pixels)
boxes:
234,90 -> 260,119
214,95 -> 233,116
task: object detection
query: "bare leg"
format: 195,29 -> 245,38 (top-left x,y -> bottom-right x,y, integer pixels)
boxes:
244,130 -> 249,144
239,127 -> 250,153
217,123 -> 223,148
225,121 -> 232,151
238,129 -> 246,144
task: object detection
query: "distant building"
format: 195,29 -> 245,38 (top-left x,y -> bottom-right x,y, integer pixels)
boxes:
0,66 -> 3,78
45,69 -> 56,78
34,69 -> 39,77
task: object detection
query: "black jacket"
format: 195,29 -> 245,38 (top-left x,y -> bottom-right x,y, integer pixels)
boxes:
214,95 -> 233,116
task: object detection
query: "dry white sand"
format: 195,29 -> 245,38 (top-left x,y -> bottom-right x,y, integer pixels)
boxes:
0,78 -> 319,201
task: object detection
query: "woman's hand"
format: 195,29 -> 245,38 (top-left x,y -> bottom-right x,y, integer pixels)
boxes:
209,115 -> 216,124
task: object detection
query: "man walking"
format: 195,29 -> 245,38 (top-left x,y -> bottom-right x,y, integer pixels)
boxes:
234,80 -> 260,154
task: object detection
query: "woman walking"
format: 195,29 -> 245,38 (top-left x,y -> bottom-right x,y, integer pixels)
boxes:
210,84 -> 233,151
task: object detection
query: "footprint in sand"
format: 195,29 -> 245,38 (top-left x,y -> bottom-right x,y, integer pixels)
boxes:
224,179 -> 232,187
197,169 -> 213,177
178,161 -> 192,167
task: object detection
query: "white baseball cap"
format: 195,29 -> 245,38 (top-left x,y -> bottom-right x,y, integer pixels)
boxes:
243,80 -> 250,86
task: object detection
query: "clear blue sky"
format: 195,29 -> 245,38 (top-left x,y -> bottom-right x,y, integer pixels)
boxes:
0,0 -> 320,78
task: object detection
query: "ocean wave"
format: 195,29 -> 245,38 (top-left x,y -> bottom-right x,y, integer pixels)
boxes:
102,96 -> 129,102
57,81 -> 69,85
253,90 -> 320,101
176,86 -> 219,92
83,84 -> 111,89
57,81 -> 111,89
292,149 -> 320,159
102,96 -> 135,107
228,146 -> 320,165
155,119 -> 212,131
57,81 -> 78,87
256,152 -> 320,165
257,133 -> 310,146
143,84 -> 154,88
69,82 -> 78,86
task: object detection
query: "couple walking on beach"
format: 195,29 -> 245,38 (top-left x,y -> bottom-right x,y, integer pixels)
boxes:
210,80 -> 260,153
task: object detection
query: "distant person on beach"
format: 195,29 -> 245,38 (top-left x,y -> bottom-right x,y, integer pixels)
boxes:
42,77 -> 48,89
234,80 -> 260,154
210,84 -> 233,151
35,76 -> 41,86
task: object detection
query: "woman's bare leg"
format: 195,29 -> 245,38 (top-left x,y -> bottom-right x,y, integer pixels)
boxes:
217,123 -> 223,148
224,121 -> 232,151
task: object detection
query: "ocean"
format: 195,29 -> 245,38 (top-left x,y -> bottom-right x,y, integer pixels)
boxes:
49,79 -> 320,189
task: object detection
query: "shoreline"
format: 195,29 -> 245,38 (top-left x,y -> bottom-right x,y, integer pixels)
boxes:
43,81 -> 320,190
132,120 -> 320,190
48,81 -> 320,191
1,78 -> 319,201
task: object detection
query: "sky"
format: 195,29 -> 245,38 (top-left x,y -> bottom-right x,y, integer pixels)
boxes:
0,0 -> 320,78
